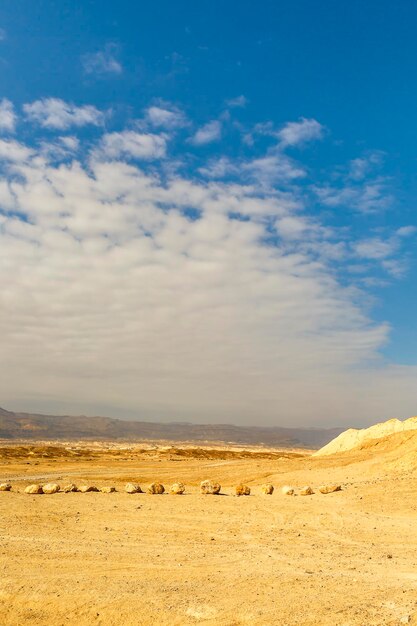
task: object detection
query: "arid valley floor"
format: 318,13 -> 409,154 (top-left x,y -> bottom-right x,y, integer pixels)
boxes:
1,437 -> 417,625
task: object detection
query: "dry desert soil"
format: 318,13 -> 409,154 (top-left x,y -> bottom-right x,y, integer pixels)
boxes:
1,438 -> 417,626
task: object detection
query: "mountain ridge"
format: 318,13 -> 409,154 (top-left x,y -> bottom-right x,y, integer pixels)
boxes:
0,407 -> 343,448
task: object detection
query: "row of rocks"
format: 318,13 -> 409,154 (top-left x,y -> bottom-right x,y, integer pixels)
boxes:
125,482 -> 183,494
0,481 -> 341,496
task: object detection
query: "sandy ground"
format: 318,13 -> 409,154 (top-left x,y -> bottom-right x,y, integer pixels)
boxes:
1,442 -> 417,625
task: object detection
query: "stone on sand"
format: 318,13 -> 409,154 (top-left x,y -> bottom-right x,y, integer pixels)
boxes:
25,484 -> 43,494
125,483 -> 142,494
62,484 -> 78,492
42,483 -> 60,494
147,482 -> 165,494
170,482 -> 185,494
318,484 -> 342,494
200,480 -> 221,495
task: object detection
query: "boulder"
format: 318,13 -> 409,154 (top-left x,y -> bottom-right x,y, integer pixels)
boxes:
170,482 -> 185,494
235,484 -> 251,496
281,485 -> 295,496
78,485 -> 99,493
147,482 -> 165,494
125,483 -> 142,494
299,486 -> 314,496
318,484 -> 342,494
261,483 -> 274,495
62,483 -> 78,493
200,480 -> 221,495
42,483 -> 60,494
100,486 -> 116,493
0,483 -> 12,491
25,484 -> 43,494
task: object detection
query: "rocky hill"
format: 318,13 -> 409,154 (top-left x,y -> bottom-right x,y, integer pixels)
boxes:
0,407 -> 342,448
314,415 -> 417,456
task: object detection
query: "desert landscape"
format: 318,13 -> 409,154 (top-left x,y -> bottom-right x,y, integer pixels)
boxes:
1,418 -> 417,626
3,3 -> 417,625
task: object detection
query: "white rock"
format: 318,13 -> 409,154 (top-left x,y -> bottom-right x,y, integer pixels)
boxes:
25,484 -> 43,494
170,482 -> 185,494
125,483 -> 142,494
0,483 -> 12,491
78,485 -> 99,493
318,484 -> 341,494
282,485 -> 295,496
200,480 -> 221,495
62,483 -> 78,492
42,483 -> 60,494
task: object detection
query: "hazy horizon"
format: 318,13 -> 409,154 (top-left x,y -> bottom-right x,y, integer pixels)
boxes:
2,399 -> 412,431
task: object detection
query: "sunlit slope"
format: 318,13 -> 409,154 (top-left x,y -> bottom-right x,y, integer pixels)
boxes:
314,415 -> 417,456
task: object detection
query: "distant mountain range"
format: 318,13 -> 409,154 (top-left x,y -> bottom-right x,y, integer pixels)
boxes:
0,406 -> 344,449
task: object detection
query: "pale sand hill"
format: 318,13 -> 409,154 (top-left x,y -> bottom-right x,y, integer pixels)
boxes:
1,440 -> 417,625
313,415 -> 417,456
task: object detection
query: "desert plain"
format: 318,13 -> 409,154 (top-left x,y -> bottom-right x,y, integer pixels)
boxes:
1,435 -> 417,626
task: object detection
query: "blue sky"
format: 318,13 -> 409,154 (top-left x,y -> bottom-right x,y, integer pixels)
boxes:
0,1 -> 416,426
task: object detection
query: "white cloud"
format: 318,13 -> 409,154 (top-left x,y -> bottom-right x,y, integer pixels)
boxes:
39,135 -> 80,161
59,136 -> 79,151
275,216 -> 308,240
354,237 -> 397,260
82,44 -> 122,75
315,178 -> 392,213
97,131 -> 167,160
381,258 -> 406,278
0,138 -> 33,162
396,225 -> 416,238
190,120 -> 222,145
348,151 -> 384,181
23,98 -> 104,130
226,95 -> 247,108
199,157 -> 237,179
246,118 -> 324,150
200,153 -> 305,185
352,236 -> 410,278
0,99 -> 16,133
278,117 -> 324,147
0,28 -> 6,41
243,154 -> 305,186
314,151 -> 392,214
145,105 -> 187,129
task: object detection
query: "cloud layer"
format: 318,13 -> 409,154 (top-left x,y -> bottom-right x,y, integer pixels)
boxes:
0,99 -> 416,426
